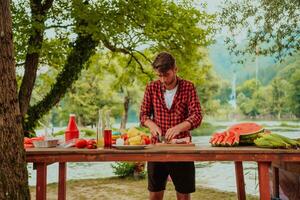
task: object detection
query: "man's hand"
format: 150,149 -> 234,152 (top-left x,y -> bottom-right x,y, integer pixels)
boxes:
165,121 -> 192,141
149,124 -> 162,137
165,126 -> 181,141
144,120 -> 162,137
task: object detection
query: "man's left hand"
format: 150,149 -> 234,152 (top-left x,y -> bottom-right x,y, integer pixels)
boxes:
165,126 -> 181,142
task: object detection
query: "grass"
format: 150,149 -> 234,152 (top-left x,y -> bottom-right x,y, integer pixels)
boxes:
30,177 -> 258,200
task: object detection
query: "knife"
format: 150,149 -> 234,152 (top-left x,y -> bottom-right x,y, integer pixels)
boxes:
158,135 -> 166,143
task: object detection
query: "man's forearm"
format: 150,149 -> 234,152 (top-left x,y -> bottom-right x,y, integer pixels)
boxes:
175,121 -> 192,132
144,119 -> 156,128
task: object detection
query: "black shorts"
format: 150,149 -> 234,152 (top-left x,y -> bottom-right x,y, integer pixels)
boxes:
147,162 -> 195,194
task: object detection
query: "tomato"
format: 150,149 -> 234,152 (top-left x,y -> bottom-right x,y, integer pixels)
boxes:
142,136 -> 151,145
75,139 -> 88,148
24,137 -> 32,144
24,144 -> 34,148
86,144 -> 96,149
87,139 -> 96,145
121,133 -> 128,141
31,136 -> 44,142
86,139 -> 97,149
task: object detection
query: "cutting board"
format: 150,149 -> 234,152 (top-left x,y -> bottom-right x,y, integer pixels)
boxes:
154,143 -> 195,147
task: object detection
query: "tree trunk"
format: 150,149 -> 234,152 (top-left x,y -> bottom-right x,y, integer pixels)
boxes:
18,0 -> 54,117
120,95 -> 130,130
277,111 -> 281,120
0,0 -> 30,199
24,33 -> 98,131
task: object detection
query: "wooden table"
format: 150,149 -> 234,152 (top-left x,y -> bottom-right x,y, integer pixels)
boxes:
26,146 -> 300,200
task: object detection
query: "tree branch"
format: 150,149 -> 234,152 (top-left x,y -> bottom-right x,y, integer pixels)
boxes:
19,0 -> 54,118
131,53 -> 152,78
41,0 -> 54,12
102,39 -> 152,78
25,33 -> 98,131
102,38 -> 131,55
45,24 -> 74,29
16,62 -> 25,67
135,50 -> 152,63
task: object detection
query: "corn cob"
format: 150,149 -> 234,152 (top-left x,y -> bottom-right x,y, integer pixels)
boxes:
254,136 -> 288,148
269,133 -> 299,147
254,133 -> 300,149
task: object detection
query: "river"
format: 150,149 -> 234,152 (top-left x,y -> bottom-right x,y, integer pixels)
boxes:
28,121 -> 300,195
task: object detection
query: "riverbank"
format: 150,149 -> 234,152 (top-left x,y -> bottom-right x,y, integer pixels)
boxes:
30,177 -> 259,200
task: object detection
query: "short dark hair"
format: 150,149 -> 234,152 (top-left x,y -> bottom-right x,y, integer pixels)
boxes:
152,52 -> 176,73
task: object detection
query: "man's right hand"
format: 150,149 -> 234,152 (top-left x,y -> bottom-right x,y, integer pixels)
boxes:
144,120 -> 162,137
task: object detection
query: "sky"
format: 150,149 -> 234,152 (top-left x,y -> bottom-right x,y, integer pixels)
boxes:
203,0 -> 224,13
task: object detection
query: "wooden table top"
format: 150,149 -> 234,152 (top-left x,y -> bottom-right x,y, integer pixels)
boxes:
25,145 -> 300,163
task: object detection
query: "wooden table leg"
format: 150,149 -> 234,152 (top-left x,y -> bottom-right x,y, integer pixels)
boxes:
235,161 -> 246,200
258,162 -> 271,200
58,162 -> 67,200
36,162 -> 47,200
272,166 -> 279,198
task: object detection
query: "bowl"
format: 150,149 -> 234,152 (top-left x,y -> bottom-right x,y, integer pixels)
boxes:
33,139 -> 59,148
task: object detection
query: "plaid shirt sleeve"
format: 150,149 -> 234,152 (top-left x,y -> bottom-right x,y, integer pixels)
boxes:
140,84 -> 153,126
185,84 -> 202,130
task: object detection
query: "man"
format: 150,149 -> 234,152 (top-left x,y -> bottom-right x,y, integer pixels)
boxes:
140,52 -> 202,200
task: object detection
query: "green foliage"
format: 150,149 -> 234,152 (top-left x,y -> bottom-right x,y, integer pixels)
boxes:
220,0 -> 300,61
12,0 -> 217,131
237,79 -> 259,99
214,80 -> 231,104
25,33 -> 98,131
290,70 -> 300,117
81,129 -> 96,137
237,93 -> 257,117
111,162 -> 135,178
191,122 -> 219,136
52,128 -> 96,137
233,52 -> 300,119
270,78 -> 291,118
51,47 -> 218,125
135,127 -> 150,135
53,130 -> 65,137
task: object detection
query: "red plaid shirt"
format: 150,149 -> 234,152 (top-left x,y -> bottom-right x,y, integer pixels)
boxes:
140,77 -> 202,143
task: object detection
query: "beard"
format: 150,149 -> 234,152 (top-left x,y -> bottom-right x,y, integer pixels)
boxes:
164,76 -> 177,87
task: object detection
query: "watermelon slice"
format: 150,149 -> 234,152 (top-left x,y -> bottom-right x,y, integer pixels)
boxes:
220,131 -> 231,146
228,122 -> 264,135
210,123 -> 266,147
228,122 -> 265,145
215,134 -> 225,146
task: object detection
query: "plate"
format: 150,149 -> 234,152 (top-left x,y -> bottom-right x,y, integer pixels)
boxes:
113,145 -> 147,150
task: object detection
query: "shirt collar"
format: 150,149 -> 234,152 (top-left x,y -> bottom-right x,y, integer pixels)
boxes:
160,76 -> 181,93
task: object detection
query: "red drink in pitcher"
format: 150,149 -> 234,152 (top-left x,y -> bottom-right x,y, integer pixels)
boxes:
104,129 -> 112,148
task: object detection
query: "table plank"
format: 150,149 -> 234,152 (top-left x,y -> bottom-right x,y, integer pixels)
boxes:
26,146 -> 300,162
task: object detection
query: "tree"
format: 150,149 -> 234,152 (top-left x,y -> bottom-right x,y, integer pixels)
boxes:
237,79 -> 258,99
290,70 -> 300,117
253,52 -> 300,118
0,0 -> 30,198
51,45 -> 216,128
236,79 -> 268,117
12,0 -> 216,132
237,93 -> 258,117
215,80 -> 232,104
220,0 -> 300,61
